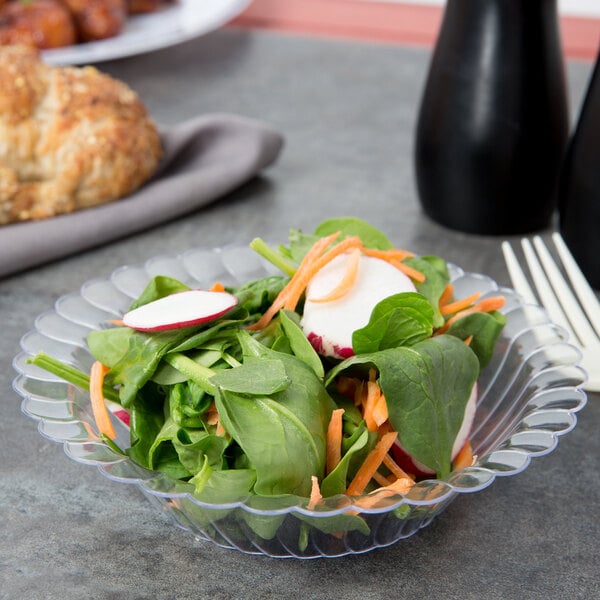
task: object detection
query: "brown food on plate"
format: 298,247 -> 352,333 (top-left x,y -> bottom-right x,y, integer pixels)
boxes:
0,0 -> 175,49
0,0 -> 77,49
0,45 -> 163,225
60,0 -> 127,42
126,0 -> 172,15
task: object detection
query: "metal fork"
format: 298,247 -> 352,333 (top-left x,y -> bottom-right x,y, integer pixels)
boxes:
502,232 -> 600,392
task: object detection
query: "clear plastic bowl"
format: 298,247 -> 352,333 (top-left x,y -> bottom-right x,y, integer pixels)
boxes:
13,244 -> 587,558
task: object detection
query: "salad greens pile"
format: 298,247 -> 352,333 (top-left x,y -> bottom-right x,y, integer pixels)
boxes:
32,217 -> 506,523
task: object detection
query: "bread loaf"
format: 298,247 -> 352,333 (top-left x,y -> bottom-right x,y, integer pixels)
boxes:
0,45 -> 162,224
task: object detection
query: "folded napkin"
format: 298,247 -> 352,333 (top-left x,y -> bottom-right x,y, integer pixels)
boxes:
0,113 -> 284,279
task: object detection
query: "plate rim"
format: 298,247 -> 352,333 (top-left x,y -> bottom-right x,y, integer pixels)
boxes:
40,0 -> 253,66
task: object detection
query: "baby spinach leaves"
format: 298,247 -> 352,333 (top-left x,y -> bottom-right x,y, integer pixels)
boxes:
327,335 -> 479,479
352,292 -> 434,354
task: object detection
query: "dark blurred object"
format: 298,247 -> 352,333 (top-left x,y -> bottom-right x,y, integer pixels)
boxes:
60,0 -> 126,42
0,0 -> 76,49
415,0 -> 569,235
558,50 -> 600,290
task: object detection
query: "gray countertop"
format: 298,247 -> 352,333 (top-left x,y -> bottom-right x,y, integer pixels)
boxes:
1,28 -> 598,600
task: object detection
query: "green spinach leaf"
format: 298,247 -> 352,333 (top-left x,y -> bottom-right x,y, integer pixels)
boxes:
326,335 -> 479,478
352,292 -> 434,354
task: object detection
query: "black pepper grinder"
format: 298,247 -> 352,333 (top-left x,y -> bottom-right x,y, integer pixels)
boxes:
414,0 -> 569,235
558,48 -> 600,290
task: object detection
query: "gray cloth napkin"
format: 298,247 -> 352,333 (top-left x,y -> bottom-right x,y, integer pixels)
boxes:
0,113 -> 284,279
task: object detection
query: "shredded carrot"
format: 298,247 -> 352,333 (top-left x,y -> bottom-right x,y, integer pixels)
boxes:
453,440 -> 475,469
389,258 -> 426,283
383,477 -> 415,495
326,408 -> 345,475
437,295 -> 506,333
362,248 -> 415,262
372,390 -> 389,429
382,454 -> 415,481
215,419 -> 226,437
206,401 -> 226,435
362,381 -> 379,432
89,361 -> 116,440
352,477 -> 415,509
308,475 -> 322,510
438,283 -> 454,308
377,420 -> 394,436
372,471 -> 395,487
464,335 -> 474,346
282,236 -> 364,310
439,291 -> 481,316
209,281 -> 225,292
246,231 -> 341,330
363,380 -> 388,432
108,319 -> 124,326
310,247 -> 361,303
346,431 -> 398,496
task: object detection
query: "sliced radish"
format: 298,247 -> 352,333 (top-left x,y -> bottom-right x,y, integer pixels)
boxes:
122,290 -> 238,332
300,253 -> 417,358
390,383 -> 478,478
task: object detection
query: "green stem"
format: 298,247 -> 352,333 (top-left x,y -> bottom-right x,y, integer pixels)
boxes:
250,238 -> 297,277
164,353 -> 217,395
28,353 -> 120,402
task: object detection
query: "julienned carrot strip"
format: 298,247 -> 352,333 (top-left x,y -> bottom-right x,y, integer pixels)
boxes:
209,281 -> 225,292
363,380 -> 388,432
89,361 -> 116,440
352,477 -> 415,509
246,232 -> 341,330
308,475 -> 322,510
326,408 -> 345,475
439,291 -> 481,316
382,454 -> 415,481
310,247 -> 361,303
282,236 -> 364,310
362,248 -> 415,262
362,381 -> 379,432
372,389 -> 389,429
389,259 -> 426,283
206,402 -> 219,425
464,335 -> 474,346
380,477 -> 415,495
346,431 -> 398,496
453,440 -> 474,469
108,319 -> 124,326
438,283 -> 454,308
437,295 -> 506,334
372,471 -> 395,487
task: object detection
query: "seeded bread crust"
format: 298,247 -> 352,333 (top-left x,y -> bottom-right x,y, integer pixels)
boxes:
0,45 -> 162,224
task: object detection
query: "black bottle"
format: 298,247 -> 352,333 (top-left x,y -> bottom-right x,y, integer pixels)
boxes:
414,0 -> 569,235
558,51 -> 600,290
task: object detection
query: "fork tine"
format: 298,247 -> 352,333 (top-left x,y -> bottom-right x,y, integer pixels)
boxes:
520,238 -> 576,342
552,232 -> 600,338
532,236 -> 597,348
501,241 -> 538,304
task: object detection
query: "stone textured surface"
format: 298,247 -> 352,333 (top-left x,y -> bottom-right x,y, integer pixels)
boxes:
1,28 -> 598,600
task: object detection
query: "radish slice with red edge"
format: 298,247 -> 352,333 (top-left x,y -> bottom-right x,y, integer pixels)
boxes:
301,253 -> 417,358
122,290 -> 238,332
390,383 -> 478,478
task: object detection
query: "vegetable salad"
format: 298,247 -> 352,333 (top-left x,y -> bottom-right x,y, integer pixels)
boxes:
33,217 -> 507,530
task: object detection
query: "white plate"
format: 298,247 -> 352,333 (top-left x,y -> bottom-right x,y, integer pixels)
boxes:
40,0 -> 252,66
